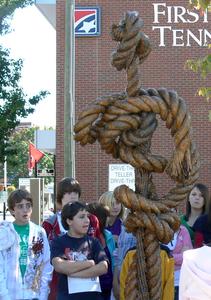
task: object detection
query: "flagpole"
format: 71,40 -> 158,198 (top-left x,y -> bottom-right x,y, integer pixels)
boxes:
64,0 -> 75,178
35,160 -> 38,178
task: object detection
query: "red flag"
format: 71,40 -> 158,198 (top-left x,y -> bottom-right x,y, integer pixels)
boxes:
28,142 -> 44,170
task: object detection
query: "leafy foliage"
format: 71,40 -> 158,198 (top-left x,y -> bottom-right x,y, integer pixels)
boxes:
186,54 -> 211,79
189,0 -> 211,10
186,53 -> 211,100
0,1 -> 49,163
0,46 -> 49,162
0,0 -> 33,34
186,1 -> 211,100
0,127 -> 54,187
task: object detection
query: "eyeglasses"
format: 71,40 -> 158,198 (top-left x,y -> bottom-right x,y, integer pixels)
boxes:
15,203 -> 32,210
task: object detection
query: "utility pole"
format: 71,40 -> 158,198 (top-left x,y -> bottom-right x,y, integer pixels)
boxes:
64,0 -> 75,178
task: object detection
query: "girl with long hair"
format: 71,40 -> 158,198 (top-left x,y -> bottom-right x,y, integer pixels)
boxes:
180,183 -> 209,245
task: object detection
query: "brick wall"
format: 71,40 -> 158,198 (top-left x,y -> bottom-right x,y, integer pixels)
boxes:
56,0 -> 211,202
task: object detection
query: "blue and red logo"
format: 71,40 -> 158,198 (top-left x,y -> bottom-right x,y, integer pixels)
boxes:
75,7 -> 101,36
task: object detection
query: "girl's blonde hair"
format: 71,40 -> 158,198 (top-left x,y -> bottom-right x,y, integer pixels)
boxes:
98,191 -> 125,219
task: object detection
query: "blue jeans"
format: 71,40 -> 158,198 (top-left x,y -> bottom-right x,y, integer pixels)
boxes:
174,286 -> 179,300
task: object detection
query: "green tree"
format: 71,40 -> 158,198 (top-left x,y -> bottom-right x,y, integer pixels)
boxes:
0,47 -> 49,163
0,127 -> 54,187
186,0 -> 211,100
189,0 -> 211,10
0,0 -> 33,34
0,0 -> 49,163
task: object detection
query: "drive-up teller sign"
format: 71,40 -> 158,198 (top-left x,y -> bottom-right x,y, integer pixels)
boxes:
109,164 -> 135,191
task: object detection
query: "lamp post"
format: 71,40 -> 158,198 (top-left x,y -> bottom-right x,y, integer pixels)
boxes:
64,0 -> 75,178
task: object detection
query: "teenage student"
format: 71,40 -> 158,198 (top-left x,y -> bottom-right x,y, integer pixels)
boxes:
51,201 -> 108,300
43,177 -> 81,299
0,189 -> 52,300
180,183 -> 209,244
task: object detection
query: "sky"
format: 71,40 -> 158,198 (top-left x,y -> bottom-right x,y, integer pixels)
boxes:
0,4 -> 56,128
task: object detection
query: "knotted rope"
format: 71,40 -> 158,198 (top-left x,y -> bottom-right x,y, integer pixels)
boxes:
74,11 -> 199,300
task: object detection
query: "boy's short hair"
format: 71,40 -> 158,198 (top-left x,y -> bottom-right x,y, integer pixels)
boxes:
7,189 -> 33,210
57,177 -> 81,205
61,201 -> 87,230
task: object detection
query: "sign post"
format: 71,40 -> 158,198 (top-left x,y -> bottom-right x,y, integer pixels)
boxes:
30,178 -> 44,225
0,190 -> 8,220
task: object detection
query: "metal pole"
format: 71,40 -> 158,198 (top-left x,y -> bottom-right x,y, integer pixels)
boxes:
53,154 -> 56,212
35,160 -> 38,178
3,158 -> 7,220
70,0 -> 75,178
64,0 -> 75,178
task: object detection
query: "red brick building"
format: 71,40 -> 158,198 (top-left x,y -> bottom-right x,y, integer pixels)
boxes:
56,0 -> 211,202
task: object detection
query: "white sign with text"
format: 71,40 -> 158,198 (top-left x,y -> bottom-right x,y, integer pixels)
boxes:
152,2 -> 210,47
109,164 -> 135,191
19,178 -> 30,192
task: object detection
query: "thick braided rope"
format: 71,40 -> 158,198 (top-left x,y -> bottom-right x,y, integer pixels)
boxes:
74,88 -> 200,300
74,88 -> 199,183
114,142 -> 199,300
74,11 -> 200,300
110,11 -> 199,298
111,11 -> 151,97
97,13 -> 160,299
111,13 -> 161,299
107,19 -> 155,274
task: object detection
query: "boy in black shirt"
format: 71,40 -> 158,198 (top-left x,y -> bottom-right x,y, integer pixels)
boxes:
51,201 -> 108,300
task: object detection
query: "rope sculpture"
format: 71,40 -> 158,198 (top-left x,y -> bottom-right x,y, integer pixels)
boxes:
74,11 -> 200,300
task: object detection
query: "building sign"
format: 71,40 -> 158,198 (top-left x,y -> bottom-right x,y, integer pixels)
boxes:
152,2 -> 210,47
37,169 -> 55,177
109,164 -> 135,191
75,7 -> 101,36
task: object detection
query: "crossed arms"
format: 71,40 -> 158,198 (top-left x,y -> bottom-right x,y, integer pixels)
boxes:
52,257 -> 108,278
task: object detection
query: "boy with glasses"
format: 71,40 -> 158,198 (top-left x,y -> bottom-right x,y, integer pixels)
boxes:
0,189 -> 52,300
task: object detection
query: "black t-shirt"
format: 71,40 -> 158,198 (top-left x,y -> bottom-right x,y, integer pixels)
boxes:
193,214 -> 211,244
50,233 -> 108,299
